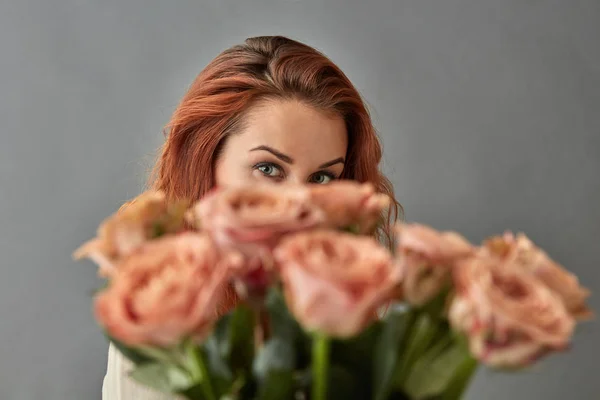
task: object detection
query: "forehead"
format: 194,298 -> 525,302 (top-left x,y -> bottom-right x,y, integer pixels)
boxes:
238,99 -> 348,159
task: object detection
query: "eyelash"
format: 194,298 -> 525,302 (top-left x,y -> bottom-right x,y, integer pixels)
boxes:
253,162 -> 284,180
252,162 -> 338,183
311,170 -> 337,183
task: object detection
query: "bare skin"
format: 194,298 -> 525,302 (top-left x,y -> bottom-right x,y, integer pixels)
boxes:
215,99 -> 348,187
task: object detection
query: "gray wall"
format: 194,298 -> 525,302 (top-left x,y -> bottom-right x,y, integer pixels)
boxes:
1,1 -> 598,399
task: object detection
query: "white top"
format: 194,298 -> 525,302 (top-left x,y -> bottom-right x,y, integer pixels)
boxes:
102,343 -> 183,400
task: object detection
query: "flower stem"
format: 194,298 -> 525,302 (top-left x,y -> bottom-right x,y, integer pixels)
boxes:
189,346 -> 216,400
441,355 -> 478,400
394,309 -> 420,385
312,332 -> 331,400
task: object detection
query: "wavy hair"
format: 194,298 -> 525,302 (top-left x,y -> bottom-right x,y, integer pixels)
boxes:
148,35 -> 402,245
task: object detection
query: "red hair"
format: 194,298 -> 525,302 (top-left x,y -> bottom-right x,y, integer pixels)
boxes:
149,36 -> 402,245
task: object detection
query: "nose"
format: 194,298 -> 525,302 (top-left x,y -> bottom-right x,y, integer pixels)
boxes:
285,174 -> 303,185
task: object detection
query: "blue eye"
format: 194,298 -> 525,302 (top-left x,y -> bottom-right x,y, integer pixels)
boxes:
310,172 -> 335,185
255,163 -> 283,178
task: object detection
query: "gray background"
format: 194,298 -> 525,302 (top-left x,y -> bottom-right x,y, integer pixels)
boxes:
1,0 -> 598,399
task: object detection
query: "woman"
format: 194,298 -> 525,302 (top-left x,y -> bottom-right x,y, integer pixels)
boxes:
102,35 -> 401,399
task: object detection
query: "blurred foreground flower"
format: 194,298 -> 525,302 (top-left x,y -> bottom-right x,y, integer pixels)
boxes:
450,256 -> 575,368
73,191 -> 188,277
395,223 -> 475,306
74,183 -> 594,400
308,181 -> 390,234
275,230 -> 401,337
188,184 -> 324,264
95,233 -> 243,346
482,232 -> 592,320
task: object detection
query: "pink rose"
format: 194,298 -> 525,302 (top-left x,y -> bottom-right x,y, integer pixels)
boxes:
188,184 -> 324,262
274,231 -> 401,337
94,233 -> 243,346
308,181 -> 390,234
482,232 -> 592,319
449,256 -> 575,368
73,191 -> 188,277
395,223 -> 475,306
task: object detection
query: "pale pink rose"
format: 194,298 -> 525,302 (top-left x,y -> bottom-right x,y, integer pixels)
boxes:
188,184 -> 324,261
73,191 -> 189,277
449,256 -> 575,368
395,223 -> 475,306
274,231 -> 401,337
94,232 -> 243,346
482,232 -> 592,320
308,181 -> 390,234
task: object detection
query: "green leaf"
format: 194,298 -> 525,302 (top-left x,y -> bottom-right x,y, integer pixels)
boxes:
129,363 -> 193,394
420,286 -> 452,319
253,307 -> 297,400
227,304 -> 256,372
331,322 -> 382,378
440,355 -> 478,400
327,365 -> 363,400
256,369 -> 294,400
265,287 -> 302,339
211,314 -> 230,354
385,391 -> 412,400
183,343 -> 217,400
265,287 -> 311,368
167,366 -> 195,391
129,363 -> 172,393
372,308 -> 414,400
136,344 -> 184,366
178,384 -> 208,400
253,337 -> 296,381
107,333 -> 188,368
394,313 -> 446,387
211,304 -> 256,371
327,321 -> 383,398
204,305 -> 257,397
403,342 -> 473,399
107,336 -> 154,365
203,336 -> 234,394
294,365 -> 365,400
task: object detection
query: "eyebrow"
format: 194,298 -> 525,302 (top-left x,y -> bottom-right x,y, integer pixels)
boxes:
250,145 -> 294,164
319,157 -> 345,169
249,145 -> 345,169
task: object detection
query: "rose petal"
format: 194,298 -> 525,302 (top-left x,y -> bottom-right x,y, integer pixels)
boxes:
94,233 -> 241,346
275,230 -> 401,337
450,255 -> 575,368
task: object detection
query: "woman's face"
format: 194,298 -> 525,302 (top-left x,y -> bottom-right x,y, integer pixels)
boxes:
215,99 -> 348,187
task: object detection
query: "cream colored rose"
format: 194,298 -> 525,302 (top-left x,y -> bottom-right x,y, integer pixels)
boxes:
274,231 -> 401,338
482,232 -> 592,319
73,191 -> 188,277
449,256 -> 575,368
94,233 -> 243,346
308,181 -> 390,234
188,184 -> 324,259
395,223 -> 475,306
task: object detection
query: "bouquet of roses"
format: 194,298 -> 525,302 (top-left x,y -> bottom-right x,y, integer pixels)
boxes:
74,182 -> 592,400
